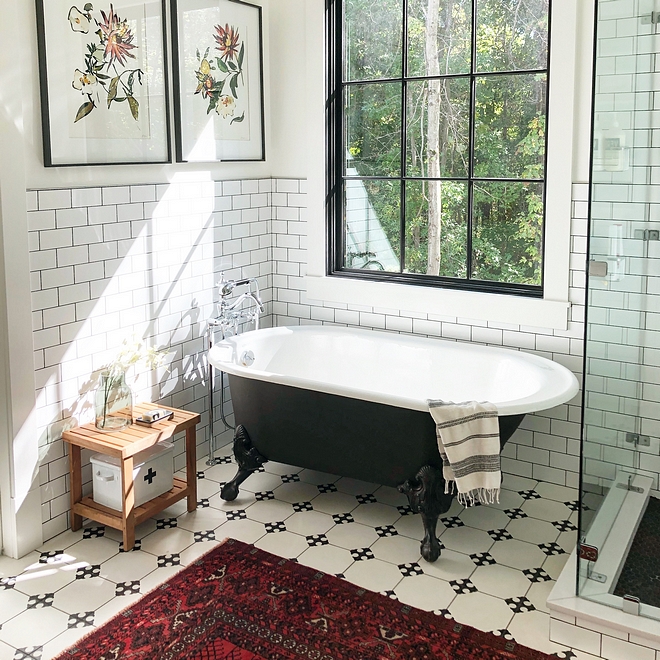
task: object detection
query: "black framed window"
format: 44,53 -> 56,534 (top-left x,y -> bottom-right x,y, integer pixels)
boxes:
328,0 -> 551,296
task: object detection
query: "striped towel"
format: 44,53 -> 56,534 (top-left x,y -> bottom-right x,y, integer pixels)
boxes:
428,400 -> 501,506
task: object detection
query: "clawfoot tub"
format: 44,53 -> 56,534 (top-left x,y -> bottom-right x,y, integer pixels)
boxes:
209,326 -> 578,562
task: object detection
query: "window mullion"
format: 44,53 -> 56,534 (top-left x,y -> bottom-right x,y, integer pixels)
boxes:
399,0 -> 409,275
467,0 -> 479,282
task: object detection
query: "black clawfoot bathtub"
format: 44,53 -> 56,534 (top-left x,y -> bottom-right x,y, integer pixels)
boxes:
209,326 -> 578,563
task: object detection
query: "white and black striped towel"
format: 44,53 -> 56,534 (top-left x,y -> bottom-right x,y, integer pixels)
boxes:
428,399 -> 501,506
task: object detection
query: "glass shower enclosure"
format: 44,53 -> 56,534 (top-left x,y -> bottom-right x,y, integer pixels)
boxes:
579,0 -> 660,620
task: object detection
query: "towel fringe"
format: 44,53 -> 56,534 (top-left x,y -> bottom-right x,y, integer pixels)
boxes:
454,486 -> 500,507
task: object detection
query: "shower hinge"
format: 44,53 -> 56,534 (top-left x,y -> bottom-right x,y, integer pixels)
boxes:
617,473 -> 644,494
578,543 -> 607,583
641,11 -> 660,25
625,432 -> 650,447
634,229 -> 660,241
623,594 -> 641,616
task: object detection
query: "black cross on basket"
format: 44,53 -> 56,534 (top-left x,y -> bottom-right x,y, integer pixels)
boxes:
144,468 -> 157,485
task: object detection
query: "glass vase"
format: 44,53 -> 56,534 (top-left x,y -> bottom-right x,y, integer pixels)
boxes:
95,371 -> 133,430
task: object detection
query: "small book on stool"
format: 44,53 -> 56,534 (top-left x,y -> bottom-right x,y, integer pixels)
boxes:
135,408 -> 174,426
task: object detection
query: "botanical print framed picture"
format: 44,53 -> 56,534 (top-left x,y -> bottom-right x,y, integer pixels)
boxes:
36,0 -> 171,166
171,0 -> 264,162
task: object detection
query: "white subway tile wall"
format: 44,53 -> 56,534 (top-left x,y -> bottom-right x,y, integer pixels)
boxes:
29,177 -> 586,544
28,179 -> 274,542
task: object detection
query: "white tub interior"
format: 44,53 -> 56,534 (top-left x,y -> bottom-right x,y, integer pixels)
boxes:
209,326 -> 578,416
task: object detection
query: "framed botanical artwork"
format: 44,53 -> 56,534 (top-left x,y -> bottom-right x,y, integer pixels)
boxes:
171,0 -> 265,162
36,0 -> 171,166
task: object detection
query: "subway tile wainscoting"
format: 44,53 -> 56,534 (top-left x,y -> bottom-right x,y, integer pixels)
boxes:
27,178 -> 591,544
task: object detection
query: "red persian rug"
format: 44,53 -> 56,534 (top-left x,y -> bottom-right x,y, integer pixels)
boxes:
56,538 -> 553,660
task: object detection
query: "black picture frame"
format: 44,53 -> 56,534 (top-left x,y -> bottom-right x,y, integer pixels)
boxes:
35,0 -> 171,167
171,0 -> 265,162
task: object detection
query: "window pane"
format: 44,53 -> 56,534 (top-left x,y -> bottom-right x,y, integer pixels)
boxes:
345,83 -> 402,177
406,78 -> 470,178
405,180 -> 468,276
344,0 -> 403,82
474,73 -> 546,179
471,181 -> 543,285
344,179 -> 401,272
476,0 -> 549,73
407,0 -> 472,77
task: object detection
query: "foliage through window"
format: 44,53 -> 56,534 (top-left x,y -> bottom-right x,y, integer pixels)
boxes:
330,0 -> 550,294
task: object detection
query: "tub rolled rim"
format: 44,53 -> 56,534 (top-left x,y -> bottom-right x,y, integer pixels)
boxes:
208,325 -> 579,417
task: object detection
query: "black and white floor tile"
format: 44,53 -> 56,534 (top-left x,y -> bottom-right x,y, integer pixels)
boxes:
0,455 -> 590,660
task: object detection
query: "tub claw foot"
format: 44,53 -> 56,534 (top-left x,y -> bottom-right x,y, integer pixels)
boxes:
398,465 -> 453,563
220,425 -> 267,501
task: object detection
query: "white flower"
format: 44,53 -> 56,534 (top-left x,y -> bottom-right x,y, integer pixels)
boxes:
68,6 -> 90,33
72,69 -> 97,93
217,95 -> 235,118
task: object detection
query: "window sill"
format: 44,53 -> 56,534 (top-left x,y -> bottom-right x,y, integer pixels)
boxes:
306,274 -> 569,330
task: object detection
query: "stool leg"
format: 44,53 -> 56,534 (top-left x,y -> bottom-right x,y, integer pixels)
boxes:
121,456 -> 135,551
186,426 -> 197,512
69,445 -> 83,532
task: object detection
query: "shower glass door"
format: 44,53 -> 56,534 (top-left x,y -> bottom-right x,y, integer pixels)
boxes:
579,0 -> 660,620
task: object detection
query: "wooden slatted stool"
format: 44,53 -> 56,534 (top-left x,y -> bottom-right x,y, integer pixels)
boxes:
63,403 -> 201,551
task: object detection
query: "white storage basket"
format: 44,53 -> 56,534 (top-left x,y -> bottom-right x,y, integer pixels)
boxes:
90,441 -> 174,511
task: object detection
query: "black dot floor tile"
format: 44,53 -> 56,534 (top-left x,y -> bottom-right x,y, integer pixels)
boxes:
470,552 -> 497,566
317,483 -> 337,494
265,521 -> 287,533
197,498 -> 210,508
332,513 -> 354,525
0,576 -> 16,590
564,500 -> 586,512
306,534 -> 329,547
214,456 -> 233,464
196,471 -> 205,479
335,573 -> 346,579
76,564 -> 101,580
293,501 -> 313,512
38,550 -> 64,564
449,579 -> 477,594
356,493 -> 377,504
518,490 -> 541,501
397,505 -> 414,516
492,629 -> 515,641
552,519 -> 577,532
523,567 -> 552,583
67,611 -> 95,629
26,593 -> 54,609
505,596 -> 535,613
194,530 -> 216,543
398,562 -> 424,577
119,539 -> 142,552
82,526 -> 105,539
551,651 -> 577,659
538,542 -> 566,556
488,528 -> 513,541
281,474 -> 300,483
255,491 -> 275,501
441,516 -> 464,529
433,609 -> 454,619
226,509 -> 247,521
157,554 -> 181,568
375,525 -> 398,538
350,548 -> 375,561
116,581 -> 141,596
13,647 -> 43,660
381,590 -> 398,599
504,508 -> 528,520
156,518 -> 178,529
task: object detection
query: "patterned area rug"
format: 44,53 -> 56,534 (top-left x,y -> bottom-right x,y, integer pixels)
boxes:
55,538 -> 553,659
